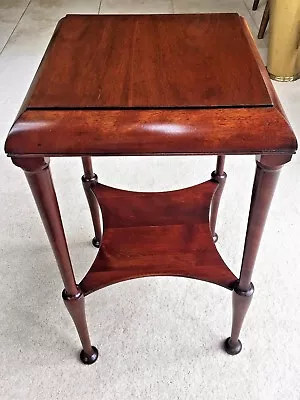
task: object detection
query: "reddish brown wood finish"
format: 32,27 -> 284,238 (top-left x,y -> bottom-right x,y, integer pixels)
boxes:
5,15 -> 296,158
80,180 -> 237,295
224,283 -> 254,355
81,157 -> 102,247
252,0 -> 260,10
12,157 -> 78,295
4,14 -> 298,363
210,156 -> 227,242
11,157 -> 97,362
94,180 -> 218,227
257,1 -> 269,39
81,156 -> 95,180
225,155 -> 289,354
240,17 -> 285,116
5,108 -> 297,157
26,14 -> 271,109
63,289 -> 98,364
238,157 -> 285,291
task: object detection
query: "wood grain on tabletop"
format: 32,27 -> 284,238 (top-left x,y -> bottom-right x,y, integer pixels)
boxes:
26,13 -> 272,109
5,108 -> 297,156
5,13 -> 297,157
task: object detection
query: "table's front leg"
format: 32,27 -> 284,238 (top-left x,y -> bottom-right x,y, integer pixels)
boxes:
224,154 -> 292,355
12,157 -> 98,364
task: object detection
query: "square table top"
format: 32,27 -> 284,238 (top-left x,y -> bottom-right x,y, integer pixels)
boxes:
27,13 -> 271,109
5,13 -> 297,157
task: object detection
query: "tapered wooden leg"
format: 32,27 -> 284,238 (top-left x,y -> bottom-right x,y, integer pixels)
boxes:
210,156 -> 227,243
63,289 -> 98,364
12,157 -> 98,364
81,157 -> 102,248
258,0 -> 270,39
224,155 -> 291,355
224,282 -> 254,355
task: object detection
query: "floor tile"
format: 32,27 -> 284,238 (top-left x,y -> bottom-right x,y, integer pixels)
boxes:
174,0 -> 250,14
0,19 -> 57,139
25,0 -> 100,21
274,80 -> 300,136
243,0 -> 268,29
0,0 -> 30,51
0,0 -> 100,143
100,0 -> 173,14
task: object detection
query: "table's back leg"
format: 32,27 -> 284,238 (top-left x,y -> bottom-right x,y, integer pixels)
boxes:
210,156 -> 227,243
12,157 -> 98,364
257,0 -> 270,39
252,0 -> 260,10
224,155 -> 290,355
81,157 -> 102,248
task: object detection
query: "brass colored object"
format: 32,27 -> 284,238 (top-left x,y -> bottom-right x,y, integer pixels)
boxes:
268,72 -> 300,82
267,0 -> 300,82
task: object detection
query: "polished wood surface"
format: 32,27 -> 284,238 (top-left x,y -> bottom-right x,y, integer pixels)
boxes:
257,1 -> 269,39
5,14 -> 297,158
26,14 -> 271,109
4,14 -> 298,363
5,108 -> 297,156
210,156 -> 227,242
240,17 -> 284,114
80,180 -> 237,295
225,155 -> 286,355
12,156 -> 99,363
81,157 -> 102,248
12,156 -> 78,295
238,157 -> 283,291
63,290 -> 98,364
224,282 -> 254,355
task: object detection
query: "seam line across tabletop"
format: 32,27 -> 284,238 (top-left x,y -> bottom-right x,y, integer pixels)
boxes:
6,13 -> 297,158
27,105 -> 274,111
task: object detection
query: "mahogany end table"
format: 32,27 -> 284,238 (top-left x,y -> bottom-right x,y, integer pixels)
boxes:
4,14 -> 297,364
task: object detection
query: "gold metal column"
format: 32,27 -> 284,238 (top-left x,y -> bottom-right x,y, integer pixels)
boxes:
267,0 -> 300,82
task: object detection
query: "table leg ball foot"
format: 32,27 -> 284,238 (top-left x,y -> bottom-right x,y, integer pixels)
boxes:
92,237 -> 100,248
224,338 -> 242,355
213,233 -> 218,243
80,346 -> 99,364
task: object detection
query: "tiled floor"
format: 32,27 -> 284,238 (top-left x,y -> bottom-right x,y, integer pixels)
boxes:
1,1 -> 300,400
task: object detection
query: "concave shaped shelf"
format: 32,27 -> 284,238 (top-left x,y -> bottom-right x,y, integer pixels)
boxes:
79,180 -> 237,295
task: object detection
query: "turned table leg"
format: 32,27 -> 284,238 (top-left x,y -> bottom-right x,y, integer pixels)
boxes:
224,155 -> 291,355
257,0 -> 269,39
12,157 -> 98,364
81,156 -> 102,248
210,156 -> 227,243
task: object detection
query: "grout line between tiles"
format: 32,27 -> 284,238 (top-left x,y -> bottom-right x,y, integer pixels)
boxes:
0,0 -> 32,56
242,0 -> 260,29
98,0 -> 103,14
242,0 -> 268,50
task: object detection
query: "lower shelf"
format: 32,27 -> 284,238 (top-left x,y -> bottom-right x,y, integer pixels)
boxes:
79,180 -> 237,295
